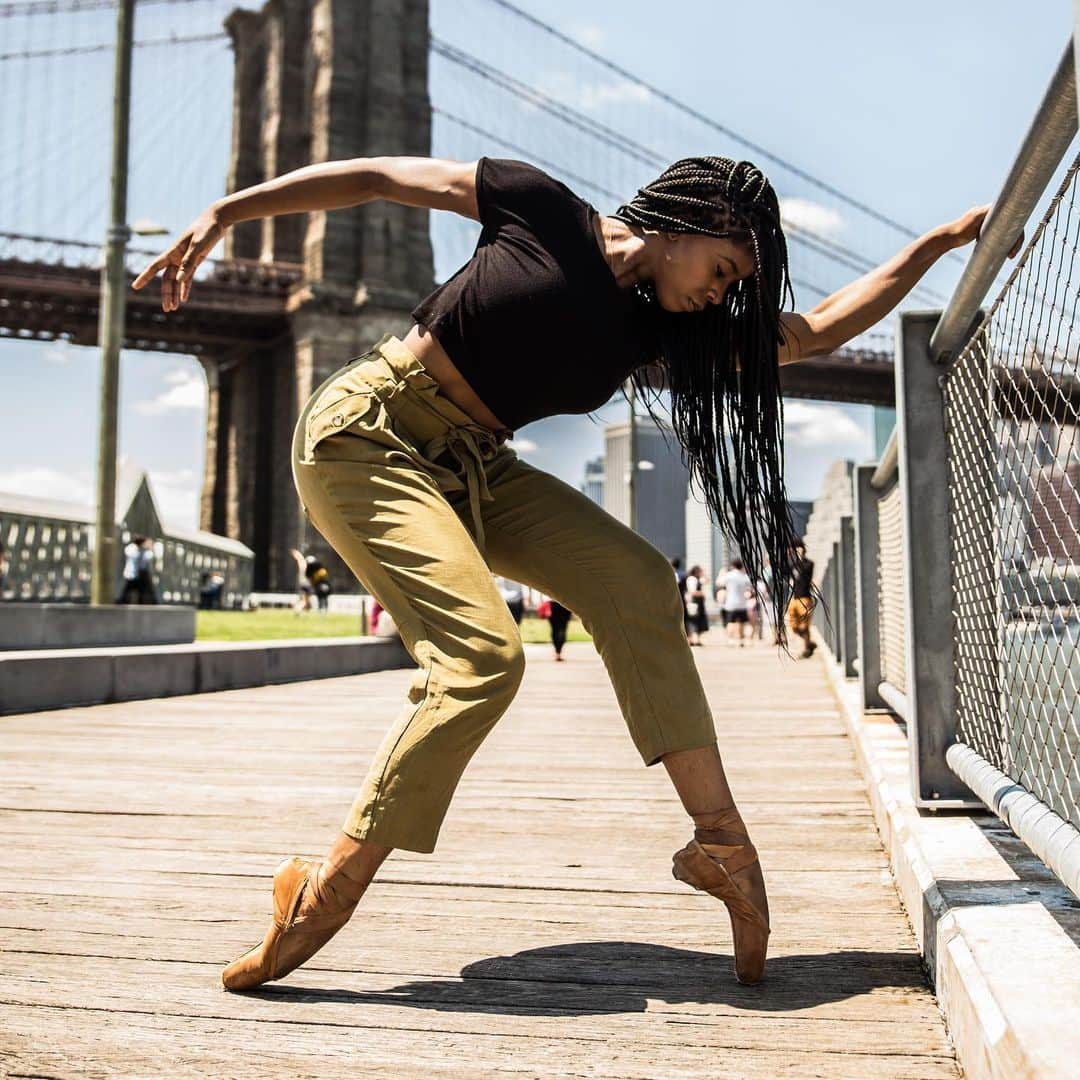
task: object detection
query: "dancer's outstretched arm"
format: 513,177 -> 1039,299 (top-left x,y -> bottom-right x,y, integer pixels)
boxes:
777,206 -> 1023,365
131,156 -> 481,311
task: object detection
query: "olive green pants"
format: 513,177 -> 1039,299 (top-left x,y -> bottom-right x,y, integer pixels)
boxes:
292,333 -> 716,852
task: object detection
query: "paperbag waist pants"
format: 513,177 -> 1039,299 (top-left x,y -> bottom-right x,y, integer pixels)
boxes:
292,333 -> 717,852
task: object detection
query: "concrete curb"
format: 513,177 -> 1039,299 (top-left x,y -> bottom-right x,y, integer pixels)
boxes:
0,603 -> 195,649
0,636 -> 414,714
816,640 -> 1080,1080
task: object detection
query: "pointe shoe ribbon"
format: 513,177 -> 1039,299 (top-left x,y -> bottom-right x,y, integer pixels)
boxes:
221,856 -> 363,992
671,806 -> 770,933
672,806 -> 770,985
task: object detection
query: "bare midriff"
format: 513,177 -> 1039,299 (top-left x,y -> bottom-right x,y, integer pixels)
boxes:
402,323 -> 511,433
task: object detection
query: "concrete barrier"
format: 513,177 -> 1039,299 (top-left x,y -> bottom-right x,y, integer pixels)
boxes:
816,631 -> 1080,1080
0,603 -> 196,650
0,635 -> 413,714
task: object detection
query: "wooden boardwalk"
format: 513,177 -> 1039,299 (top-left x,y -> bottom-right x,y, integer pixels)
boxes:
1,639 -> 958,1078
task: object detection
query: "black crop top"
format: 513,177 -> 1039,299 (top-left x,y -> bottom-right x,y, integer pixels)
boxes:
410,158 -> 650,432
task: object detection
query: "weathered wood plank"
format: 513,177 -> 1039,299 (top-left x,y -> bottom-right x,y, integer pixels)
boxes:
0,642 -> 958,1076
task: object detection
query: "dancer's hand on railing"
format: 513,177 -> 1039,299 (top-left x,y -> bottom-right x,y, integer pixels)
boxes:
945,205 -> 1025,258
131,206 -> 229,312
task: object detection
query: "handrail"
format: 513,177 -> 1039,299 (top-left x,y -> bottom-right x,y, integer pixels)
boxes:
929,41 -> 1078,365
870,428 -> 898,490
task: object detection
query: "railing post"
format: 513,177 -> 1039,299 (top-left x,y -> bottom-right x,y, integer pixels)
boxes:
830,540 -> 840,658
838,514 -> 858,678
896,311 -> 978,807
853,465 -> 885,708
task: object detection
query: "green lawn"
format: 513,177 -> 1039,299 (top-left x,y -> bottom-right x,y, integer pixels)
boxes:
196,610 -> 366,641
196,609 -> 592,643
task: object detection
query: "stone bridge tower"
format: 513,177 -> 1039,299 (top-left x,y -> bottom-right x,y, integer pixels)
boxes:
201,0 -> 434,591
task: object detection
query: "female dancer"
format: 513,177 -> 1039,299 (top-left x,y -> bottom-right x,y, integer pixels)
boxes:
133,154 -> 992,989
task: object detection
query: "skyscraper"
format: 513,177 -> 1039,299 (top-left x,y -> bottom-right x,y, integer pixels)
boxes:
579,456 -> 604,507
603,416 -> 689,562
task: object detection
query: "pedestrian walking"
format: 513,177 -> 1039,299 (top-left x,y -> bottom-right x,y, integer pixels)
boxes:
135,148 -> 996,990
495,575 -> 525,624
751,574 -> 772,643
683,563 -> 709,645
546,597 -> 573,660
290,549 -> 331,613
718,557 -> 753,647
198,570 -> 225,610
118,535 -> 153,604
289,548 -> 313,613
786,541 -> 817,659
308,556 -> 332,612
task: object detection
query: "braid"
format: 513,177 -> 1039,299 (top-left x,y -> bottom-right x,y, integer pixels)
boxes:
611,156 -> 806,648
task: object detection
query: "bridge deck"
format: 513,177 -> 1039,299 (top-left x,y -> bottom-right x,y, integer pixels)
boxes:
1,640 -> 956,1078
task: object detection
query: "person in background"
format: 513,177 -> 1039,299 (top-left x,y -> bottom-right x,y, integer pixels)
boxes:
118,535 -> 145,604
307,555 -> 332,612
290,548 -> 313,613
673,557 -> 689,633
671,556 -> 686,592
683,563 -> 709,646
135,536 -> 158,604
718,557 -> 752,647
0,541 -> 9,600
495,575 -> 524,624
751,574 -> 773,643
199,570 -> 225,610
547,597 -> 573,661
786,541 -> 817,658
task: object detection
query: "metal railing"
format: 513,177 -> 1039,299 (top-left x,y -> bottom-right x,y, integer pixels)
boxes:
814,39 -> 1080,899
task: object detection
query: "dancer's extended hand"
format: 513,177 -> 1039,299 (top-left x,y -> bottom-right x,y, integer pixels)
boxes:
945,204 -> 1025,258
131,206 -> 228,312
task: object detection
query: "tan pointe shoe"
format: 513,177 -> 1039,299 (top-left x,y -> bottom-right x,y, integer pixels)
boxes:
672,807 -> 771,985
221,856 -> 365,991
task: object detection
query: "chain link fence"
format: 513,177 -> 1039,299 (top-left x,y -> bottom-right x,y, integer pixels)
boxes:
942,154 -> 1080,831
877,480 -> 908,696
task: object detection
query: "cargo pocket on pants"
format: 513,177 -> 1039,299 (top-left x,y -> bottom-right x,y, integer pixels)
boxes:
303,388 -> 382,461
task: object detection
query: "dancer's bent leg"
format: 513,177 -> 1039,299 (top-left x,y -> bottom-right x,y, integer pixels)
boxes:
221,424 -> 526,991
297,430 -> 526,854
477,455 -> 770,982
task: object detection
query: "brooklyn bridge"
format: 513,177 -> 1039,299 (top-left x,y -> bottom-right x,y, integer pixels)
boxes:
0,0 -> 909,591
2,3 -> 1078,1078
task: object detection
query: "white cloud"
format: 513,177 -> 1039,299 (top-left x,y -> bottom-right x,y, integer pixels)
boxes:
570,22 -> 606,49
578,80 -> 651,111
779,197 -> 845,238
0,465 -> 92,504
508,436 -> 538,454
147,467 -> 200,528
783,401 -> 868,450
135,365 -> 206,415
532,71 -> 651,113
0,464 -> 200,530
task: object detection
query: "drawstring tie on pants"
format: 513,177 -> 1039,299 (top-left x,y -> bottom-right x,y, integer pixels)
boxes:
421,425 -> 504,558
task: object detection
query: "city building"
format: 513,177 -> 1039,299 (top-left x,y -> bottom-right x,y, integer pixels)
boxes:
0,460 -> 253,606
579,455 -> 604,507
685,481 -> 813,607
603,416 -> 689,563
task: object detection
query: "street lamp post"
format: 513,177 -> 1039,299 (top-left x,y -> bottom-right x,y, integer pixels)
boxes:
91,0 -> 136,605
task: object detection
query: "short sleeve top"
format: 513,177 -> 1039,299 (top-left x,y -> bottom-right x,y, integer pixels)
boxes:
410,158 -> 650,432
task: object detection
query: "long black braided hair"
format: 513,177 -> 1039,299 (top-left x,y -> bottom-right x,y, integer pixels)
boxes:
611,156 -> 805,644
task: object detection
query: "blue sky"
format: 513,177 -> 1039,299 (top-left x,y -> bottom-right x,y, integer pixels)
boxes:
0,0 -> 1073,526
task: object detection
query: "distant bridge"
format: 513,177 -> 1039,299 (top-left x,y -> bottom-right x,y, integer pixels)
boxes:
0,233 -> 897,407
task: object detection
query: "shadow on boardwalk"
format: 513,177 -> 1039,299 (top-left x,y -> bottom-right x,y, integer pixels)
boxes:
259,942 -> 929,1013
